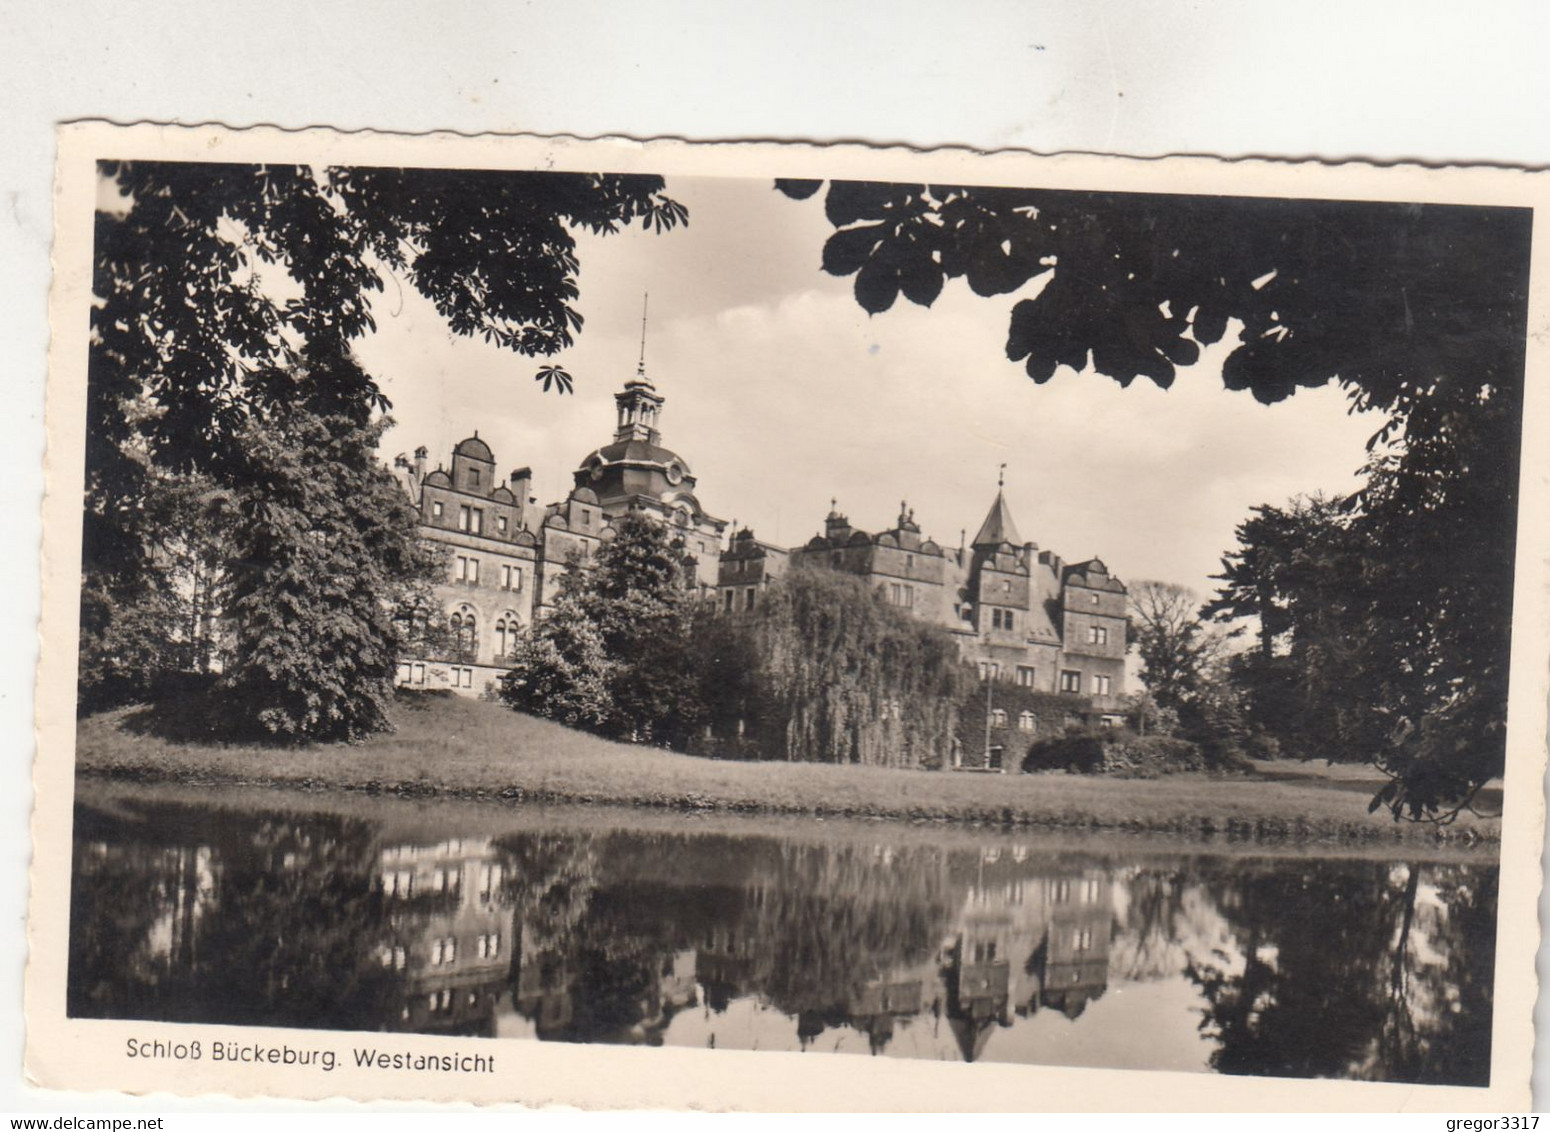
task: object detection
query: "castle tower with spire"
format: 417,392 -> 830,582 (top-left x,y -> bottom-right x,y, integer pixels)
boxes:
785,470 -> 1128,741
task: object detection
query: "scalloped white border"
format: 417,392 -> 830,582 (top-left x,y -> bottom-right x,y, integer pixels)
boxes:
27,121 -> 1550,1112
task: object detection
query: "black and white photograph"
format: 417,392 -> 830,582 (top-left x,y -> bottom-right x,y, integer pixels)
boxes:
24,125 -> 1549,1111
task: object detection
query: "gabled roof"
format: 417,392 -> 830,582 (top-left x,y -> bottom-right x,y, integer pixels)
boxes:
972,489 -> 1023,549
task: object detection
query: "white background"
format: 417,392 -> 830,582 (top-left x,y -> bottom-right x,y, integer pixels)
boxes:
4,0 -> 1548,1116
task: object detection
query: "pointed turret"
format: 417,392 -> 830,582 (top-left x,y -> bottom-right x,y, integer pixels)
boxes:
972,488 -> 1023,550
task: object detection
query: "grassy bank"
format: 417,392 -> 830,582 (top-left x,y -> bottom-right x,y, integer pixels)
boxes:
74,691 -> 1500,846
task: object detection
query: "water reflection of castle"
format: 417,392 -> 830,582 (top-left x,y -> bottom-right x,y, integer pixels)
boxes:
503,845 -> 1116,1063
375,837 -> 516,1037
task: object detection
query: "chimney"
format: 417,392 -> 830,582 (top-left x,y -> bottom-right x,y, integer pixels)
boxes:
414,446 -> 429,481
509,466 -> 533,526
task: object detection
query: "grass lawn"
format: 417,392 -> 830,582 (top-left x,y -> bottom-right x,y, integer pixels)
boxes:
73,691 -> 1500,846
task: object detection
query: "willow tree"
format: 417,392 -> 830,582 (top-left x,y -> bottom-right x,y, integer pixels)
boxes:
717,568 -> 970,767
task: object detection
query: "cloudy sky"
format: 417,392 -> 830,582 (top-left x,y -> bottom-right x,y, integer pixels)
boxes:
357,174 -> 1380,603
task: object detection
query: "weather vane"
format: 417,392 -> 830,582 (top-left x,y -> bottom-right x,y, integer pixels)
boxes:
998,462 -> 1007,489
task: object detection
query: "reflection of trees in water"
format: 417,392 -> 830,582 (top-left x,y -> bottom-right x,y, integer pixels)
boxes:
494,833 -> 600,952
1110,868 -> 1238,985
501,833 -> 957,1045
1182,860 -> 1496,1086
733,843 -> 955,1018
1367,866 -> 1497,1086
71,798 -> 1498,1084
69,805 -> 396,1029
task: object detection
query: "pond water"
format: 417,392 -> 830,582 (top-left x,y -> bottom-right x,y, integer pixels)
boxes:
68,784 -> 1498,1086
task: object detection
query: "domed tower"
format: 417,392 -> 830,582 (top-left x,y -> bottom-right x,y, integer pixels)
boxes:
564,357 -> 727,589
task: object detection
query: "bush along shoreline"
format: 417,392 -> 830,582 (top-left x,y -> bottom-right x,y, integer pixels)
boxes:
72,693 -> 1499,849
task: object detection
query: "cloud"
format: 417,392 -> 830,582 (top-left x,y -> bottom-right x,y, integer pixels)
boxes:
359,174 -> 1379,604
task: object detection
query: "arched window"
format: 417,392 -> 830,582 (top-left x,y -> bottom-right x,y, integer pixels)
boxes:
449,605 -> 477,658
1018,711 -> 1036,733
495,612 -> 520,659
990,709 -> 1008,728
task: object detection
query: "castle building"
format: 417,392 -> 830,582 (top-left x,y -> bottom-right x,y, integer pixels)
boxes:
392,355 -> 1125,716
787,488 -> 1128,722
391,361 -> 726,696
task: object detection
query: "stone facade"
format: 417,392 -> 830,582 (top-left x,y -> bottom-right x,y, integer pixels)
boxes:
391,362 -> 726,697
392,358 -> 1127,718
787,490 -> 1130,749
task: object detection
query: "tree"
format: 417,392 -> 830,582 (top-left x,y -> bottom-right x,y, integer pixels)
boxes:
704,568 -> 970,766
217,399 -> 437,741
87,161 -> 687,728
1204,498 -> 1345,660
1128,580 -> 1251,767
1206,496 -> 1370,763
500,587 -> 617,730
1128,581 -> 1225,711
502,513 -> 702,743
779,179 -> 1529,817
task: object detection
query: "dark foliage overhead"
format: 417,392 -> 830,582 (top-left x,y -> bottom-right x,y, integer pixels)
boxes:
84,162 -> 686,730
781,178 -> 1531,818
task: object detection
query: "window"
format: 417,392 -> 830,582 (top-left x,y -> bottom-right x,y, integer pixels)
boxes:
500,564 -> 522,591
470,508 -> 484,535
903,585 -> 914,608
1093,674 -> 1112,696
991,608 -> 1002,629
1060,670 -> 1082,693
431,937 -> 457,966
990,709 -> 1008,728
1002,580 -> 1012,593
1016,665 -> 1035,687
1072,927 -> 1094,951
580,510 -> 591,527
467,558 -> 479,584
1018,711 -> 1036,732
977,661 -> 1001,681
495,613 -> 519,658
477,932 -> 502,959
458,505 -> 471,531
1088,624 -> 1109,646
469,467 -> 480,487
1004,611 -> 1014,632
905,553 -> 914,572
723,589 -> 735,612
960,604 -> 974,623
498,515 -> 508,533
744,587 -> 756,611
432,501 -> 444,518
451,608 -> 476,656
412,662 -> 426,685
478,863 -> 503,901
1091,593 -> 1100,605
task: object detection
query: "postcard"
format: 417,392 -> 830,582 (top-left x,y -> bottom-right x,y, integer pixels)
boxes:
27,122 -> 1548,1110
